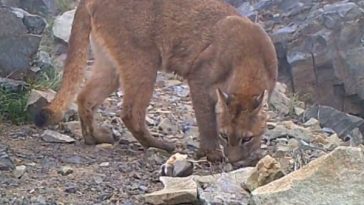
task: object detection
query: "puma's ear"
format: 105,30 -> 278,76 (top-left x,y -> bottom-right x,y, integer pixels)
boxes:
215,88 -> 229,114
251,90 -> 269,114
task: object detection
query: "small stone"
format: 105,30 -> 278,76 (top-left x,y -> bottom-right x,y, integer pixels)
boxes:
160,153 -> 193,177
96,143 -> 113,149
324,134 -> 343,150
294,107 -> 305,116
145,148 -> 170,164
245,155 -> 285,191
94,176 -> 104,184
144,176 -> 198,205
62,121 -> 82,138
303,118 -> 321,129
13,165 -> 26,178
99,162 -> 110,167
41,130 -> 75,143
172,160 -> 194,177
64,184 -> 78,193
59,166 -> 73,176
158,118 -> 178,134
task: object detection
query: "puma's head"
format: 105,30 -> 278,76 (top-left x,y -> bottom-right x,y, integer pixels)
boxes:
215,88 -> 268,165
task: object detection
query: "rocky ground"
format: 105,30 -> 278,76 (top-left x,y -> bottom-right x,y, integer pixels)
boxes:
1,71 -> 363,204
1,0 -> 364,204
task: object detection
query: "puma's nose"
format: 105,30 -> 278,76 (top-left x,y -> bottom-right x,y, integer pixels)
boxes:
224,146 -> 244,163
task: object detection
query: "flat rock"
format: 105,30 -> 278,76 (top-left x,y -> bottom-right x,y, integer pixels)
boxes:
41,130 -> 75,143
144,176 -> 198,205
252,146 -> 364,205
265,121 -> 313,142
195,167 -> 255,205
304,105 -> 364,137
198,173 -> 251,205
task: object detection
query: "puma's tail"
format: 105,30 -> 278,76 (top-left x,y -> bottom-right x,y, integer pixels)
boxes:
34,0 -> 91,127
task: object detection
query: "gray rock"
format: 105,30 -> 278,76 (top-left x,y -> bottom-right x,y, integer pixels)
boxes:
265,121 -> 313,142
58,165 -> 73,176
269,82 -> 291,115
13,165 -> 26,178
198,174 -> 250,205
18,0 -> 54,16
196,168 -> 255,205
0,77 -> 28,92
252,146 -> 364,205
52,9 -> 75,43
0,144 -> 15,171
22,13 -> 46,34
0,7 -> 44,77
304,105 -> 364,139
158,118 -> 178,134
41,130 -> 75,143
25,89 -> 56,117
161,159 -> 194,178
146,167 -> 255,205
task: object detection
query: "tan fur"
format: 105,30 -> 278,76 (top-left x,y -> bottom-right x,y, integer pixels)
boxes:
34,0 -> 278,163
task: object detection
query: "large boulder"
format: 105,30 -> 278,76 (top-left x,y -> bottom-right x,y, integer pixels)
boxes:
0,7 -> 46,78
252,146 -> 364,205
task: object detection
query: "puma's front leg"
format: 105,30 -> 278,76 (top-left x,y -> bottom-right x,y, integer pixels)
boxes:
188,80 -> 223,162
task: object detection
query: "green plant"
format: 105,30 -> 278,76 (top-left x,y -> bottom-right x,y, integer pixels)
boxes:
287,92 -> 302,116
30,68 -> 62,91
0,88 -> 30,125
56,0 -> 76,13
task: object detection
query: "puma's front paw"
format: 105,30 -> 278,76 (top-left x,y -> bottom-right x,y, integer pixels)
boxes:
196,147 -> 224,162
94,126 -> 115,144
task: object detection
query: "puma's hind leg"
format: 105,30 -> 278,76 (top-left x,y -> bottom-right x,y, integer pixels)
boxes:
77,54 -> 119,145
118,56 -> 175,152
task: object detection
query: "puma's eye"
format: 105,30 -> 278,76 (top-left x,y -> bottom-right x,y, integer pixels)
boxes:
219,133 -> 228,142
240,136 -> 253,145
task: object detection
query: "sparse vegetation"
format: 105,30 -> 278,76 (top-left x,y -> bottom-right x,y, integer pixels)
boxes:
0,68 -> 62,124
29,68 -> 63,91
56,0 -> 77,13
0,88 -> 29,125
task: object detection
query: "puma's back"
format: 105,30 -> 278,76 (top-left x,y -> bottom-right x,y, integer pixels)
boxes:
86,0 -> 241,74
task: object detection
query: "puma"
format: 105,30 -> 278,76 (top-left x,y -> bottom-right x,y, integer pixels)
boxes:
34,0 -> 278,164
